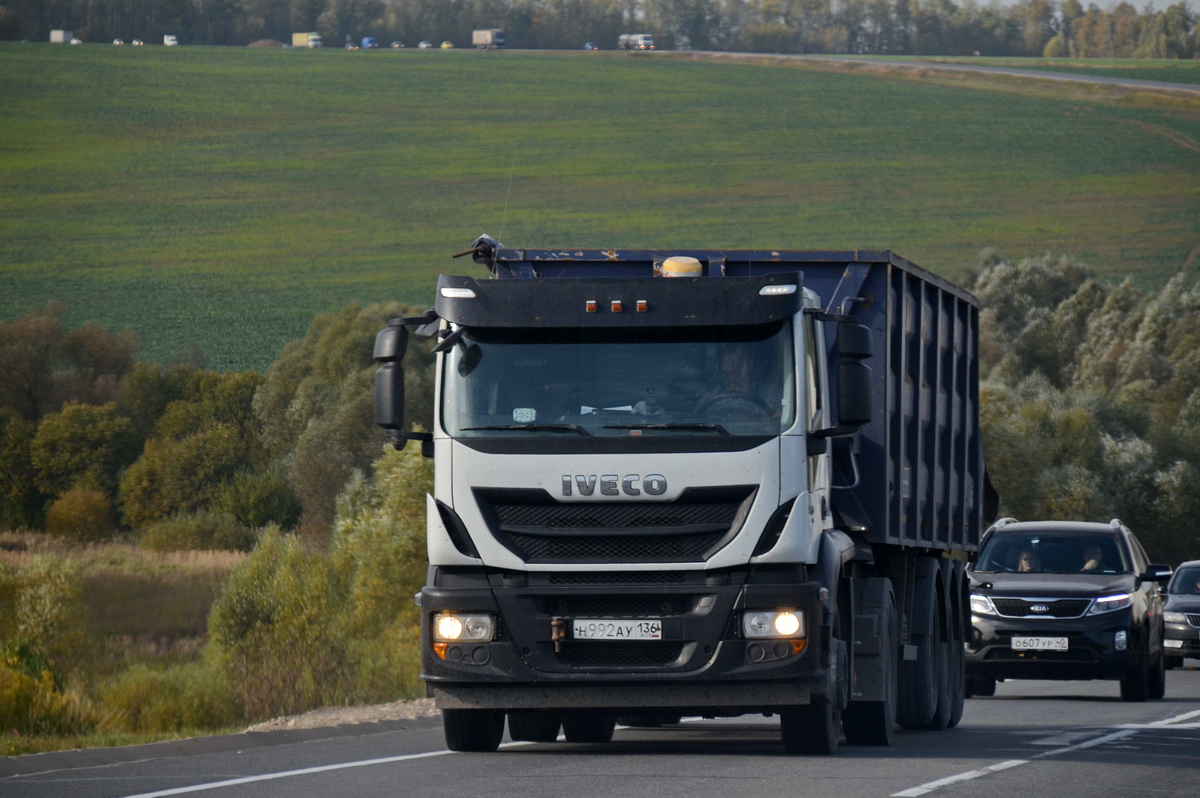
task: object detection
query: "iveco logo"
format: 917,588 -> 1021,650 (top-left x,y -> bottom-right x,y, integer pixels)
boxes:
561,474 -> 667,497
1030,604 -> 1050,613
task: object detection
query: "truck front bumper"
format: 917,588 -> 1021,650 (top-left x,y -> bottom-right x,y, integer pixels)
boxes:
419,569 -> 829,712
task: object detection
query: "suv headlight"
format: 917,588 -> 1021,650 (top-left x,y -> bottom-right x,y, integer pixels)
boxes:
1086,594 -> 1132,615
970,593 -> 997,616
1164,611 -> 1187,623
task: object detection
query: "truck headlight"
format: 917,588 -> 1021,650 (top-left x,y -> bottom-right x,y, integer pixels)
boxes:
1087,594 -> 1132,615
433,612 -> 494,642
743,610 -> 805,639
969,593 -> 997,616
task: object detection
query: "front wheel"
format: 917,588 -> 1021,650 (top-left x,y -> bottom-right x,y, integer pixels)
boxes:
781,701 -> 840,754
1120,652 -> 1151,702
561,712 -> 616,743
443,708 -> 504,752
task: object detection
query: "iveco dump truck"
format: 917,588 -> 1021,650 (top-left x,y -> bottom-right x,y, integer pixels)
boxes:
374,238 -> 993,754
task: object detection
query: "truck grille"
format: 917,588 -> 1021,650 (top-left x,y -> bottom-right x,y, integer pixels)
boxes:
475,486 -> 755,564
992,598 -> 1091,618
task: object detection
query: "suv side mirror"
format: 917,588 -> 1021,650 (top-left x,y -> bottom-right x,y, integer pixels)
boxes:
1139,564 -> 1173,584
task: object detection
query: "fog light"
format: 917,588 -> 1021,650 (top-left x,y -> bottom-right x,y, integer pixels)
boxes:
1114,630 -> 1128,651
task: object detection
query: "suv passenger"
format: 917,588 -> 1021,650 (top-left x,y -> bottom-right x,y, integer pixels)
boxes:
966,518 -> 1172,701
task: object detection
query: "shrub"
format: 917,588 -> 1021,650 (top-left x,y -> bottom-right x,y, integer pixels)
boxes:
0,557 -> 90,676
0,664 -> 95,736
140,512 -> 257,553
214,465 -> 301,530
45,487 -> 117,541
100,660 -> 240,733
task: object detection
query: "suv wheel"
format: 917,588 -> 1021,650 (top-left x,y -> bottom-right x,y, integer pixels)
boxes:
1120,651 -> 1151,702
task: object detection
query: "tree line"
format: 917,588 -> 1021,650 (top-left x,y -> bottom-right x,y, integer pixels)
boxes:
2,0 -> 1197,58
3,251 -> 1200,562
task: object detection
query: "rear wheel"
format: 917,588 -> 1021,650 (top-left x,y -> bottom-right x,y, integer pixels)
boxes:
443,708 -> 505,752
507,710 -> 561,742
898,559 -> 943,729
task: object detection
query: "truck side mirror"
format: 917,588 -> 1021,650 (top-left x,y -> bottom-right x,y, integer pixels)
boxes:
836,320 -> 872,427
374,321 -> 408,446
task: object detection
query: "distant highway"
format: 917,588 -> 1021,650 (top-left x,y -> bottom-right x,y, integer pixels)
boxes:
4,668 -> 1200,798
732,53 -> 1200,95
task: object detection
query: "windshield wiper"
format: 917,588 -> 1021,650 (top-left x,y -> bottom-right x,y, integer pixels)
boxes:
461,424 -> 590,436
602,422 -> 731,436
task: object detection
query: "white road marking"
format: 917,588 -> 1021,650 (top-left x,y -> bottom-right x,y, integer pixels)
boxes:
893,708 -> 1200,797
122,742 -> 532,798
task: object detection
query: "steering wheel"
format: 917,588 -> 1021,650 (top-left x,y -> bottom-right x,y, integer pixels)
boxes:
694,391 -> 772,417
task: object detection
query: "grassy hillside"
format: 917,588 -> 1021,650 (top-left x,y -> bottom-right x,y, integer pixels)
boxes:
3,44 -> 1199,371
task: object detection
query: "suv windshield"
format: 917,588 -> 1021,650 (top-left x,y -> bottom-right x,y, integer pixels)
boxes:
441,321 -> 796,438
974,531 -> 1130,575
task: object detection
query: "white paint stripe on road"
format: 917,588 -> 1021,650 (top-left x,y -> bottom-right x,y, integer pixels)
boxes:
891,759 -> 1026,797
892,707 -> 1200,797
121,742 -> 532,798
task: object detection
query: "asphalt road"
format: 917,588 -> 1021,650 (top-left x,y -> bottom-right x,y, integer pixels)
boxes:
5,665 -> 1199,798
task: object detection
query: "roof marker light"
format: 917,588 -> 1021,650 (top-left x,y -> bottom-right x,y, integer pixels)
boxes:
636,300 -> 648,313
585,300 -> 598,313
759,285 -> 797,296
440,286 -> 476,299
611,300 -> 623,312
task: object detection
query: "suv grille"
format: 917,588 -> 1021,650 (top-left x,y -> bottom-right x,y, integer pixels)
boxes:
993,597 -> 1092,618
1186,613 -> 1200,627
476,486 -> 755,564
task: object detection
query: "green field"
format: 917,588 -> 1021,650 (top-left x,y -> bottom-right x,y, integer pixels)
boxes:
3,44 -> 1200,371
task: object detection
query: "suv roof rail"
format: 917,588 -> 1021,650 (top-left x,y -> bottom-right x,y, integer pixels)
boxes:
988,517 -> 1019,533
1109,518 -> 1124,530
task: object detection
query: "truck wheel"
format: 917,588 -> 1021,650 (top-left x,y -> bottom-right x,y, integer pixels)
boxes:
1120,651 -> 1151,701
946,569 -> 968,729
443,708 -> 505,752
898,559 -> 941,729
781,701 -> 840,754
507,710 -> 561,742
843,583 -> 898,746
561,712 -> 616,743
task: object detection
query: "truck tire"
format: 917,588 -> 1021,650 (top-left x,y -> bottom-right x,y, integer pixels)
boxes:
967,676 -> 996,697
507,710 -> 561,742
561,712 -> 616,743
897,558 -> 942,729
443,708 -> 505,752
781,701 -> 840,755
946,566 -> 968,728
843,579 -> 898,746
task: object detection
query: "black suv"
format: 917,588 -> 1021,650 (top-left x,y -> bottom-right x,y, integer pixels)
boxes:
966,519 -> 1172,701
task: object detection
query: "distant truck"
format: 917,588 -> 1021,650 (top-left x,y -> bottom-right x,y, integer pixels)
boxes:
292,32 -> 323,48
374,239 -> 995,754
50,30 -> 73,43
472,29 -> 506,49
618,33 -> 654,50
163,35 -> 178,46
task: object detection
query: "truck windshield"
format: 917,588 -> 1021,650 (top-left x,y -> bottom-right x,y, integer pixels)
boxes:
442,321 -> 795,438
